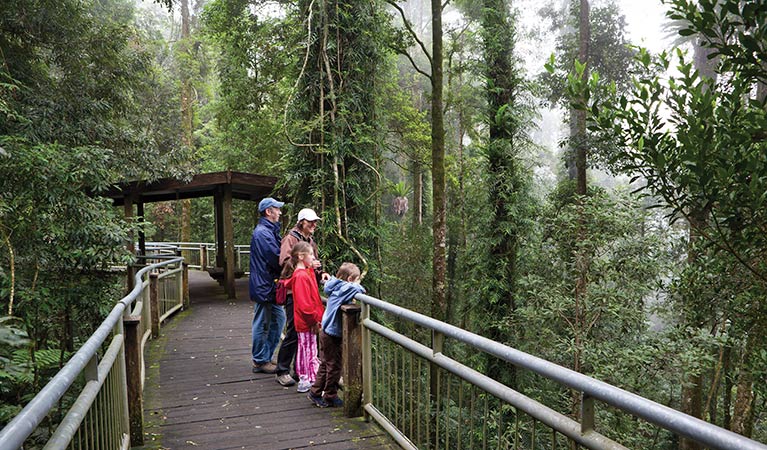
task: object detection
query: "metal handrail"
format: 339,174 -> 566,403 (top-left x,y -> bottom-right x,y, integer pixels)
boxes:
356,293 -> 767,450
0,257 -> 183,450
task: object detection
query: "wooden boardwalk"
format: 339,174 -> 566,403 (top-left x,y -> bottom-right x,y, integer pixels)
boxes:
140,271 -> 395,450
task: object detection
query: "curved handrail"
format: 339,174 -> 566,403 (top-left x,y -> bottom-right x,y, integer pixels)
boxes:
0,257 -> 183,450
356,293 -> 767,450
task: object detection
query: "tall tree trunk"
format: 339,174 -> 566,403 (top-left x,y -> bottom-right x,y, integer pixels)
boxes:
731,333 -> 756,437
680,210 -> 708,450
723,344 -> 733,429
678,39 -> 720,450
412,159 -> 423,229
574,0 -> 589,196
482,0 -> 519,388
180,0 -> 193,246
430,0 -> 446,323
428,1 -> 446,445
570,0 -> 590,419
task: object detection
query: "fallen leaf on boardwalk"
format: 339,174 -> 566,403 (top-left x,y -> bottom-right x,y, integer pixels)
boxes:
186,441 -> 198,446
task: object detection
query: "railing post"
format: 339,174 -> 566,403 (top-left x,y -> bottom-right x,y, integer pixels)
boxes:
361,302 -> 372,421
182,262 -> 190,309
84,353 -> 98,382
429,330 -> 444,446
581,392 -> 595,433
149,273 -> 160,338
116,319 -> 131,444
342,304 -> 363,417
123,316 -> 144,446
199,244 -> 207,270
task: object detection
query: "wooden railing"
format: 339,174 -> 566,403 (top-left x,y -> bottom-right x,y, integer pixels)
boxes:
0,255 -> 188,449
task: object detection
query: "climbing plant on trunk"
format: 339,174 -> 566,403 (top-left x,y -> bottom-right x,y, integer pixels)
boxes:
283,0 -> 391,279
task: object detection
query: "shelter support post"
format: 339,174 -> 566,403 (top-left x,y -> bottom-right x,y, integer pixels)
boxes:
213,189 -> 226,289
137,200 -> 146,257
223,185 -> 236,299
124,194 -> 134,255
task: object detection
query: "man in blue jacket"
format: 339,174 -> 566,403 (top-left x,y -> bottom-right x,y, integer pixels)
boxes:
250,197 -> 285,373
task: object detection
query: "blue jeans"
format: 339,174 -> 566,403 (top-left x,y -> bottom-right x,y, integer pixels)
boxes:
251,302 -> 286,364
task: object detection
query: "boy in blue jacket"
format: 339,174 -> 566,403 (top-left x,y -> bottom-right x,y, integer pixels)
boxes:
307,263 -> 364,408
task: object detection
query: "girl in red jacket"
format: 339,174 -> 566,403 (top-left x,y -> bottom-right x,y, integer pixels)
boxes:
283,241 -> 324,392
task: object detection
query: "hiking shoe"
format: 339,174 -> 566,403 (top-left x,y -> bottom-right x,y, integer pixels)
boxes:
252,361 -> 277,374
276,373 -> 296,386
297,380 -> 312,393
325,397 -> 343,408
307,392 -> 328,408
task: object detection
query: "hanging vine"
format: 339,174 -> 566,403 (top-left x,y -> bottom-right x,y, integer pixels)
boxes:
283,0 -> 391,279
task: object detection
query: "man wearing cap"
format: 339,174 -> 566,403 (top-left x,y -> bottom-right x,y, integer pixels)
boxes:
250,197 -> 286,374
274,208 -> 330,388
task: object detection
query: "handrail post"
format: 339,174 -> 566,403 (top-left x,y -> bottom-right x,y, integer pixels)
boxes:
429,330 -> 444,446
116,319 -> 131,443
199,244 -> 207,270
581,392 -> 595,433
149,273 -> 160,338
361,302 -> 372,421
84,353 -> 98,382
341,304 -> 363,417
123,316 -> 144,445
182,262 -> 190,309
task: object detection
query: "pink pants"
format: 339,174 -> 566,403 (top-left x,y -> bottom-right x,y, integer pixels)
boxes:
296,331 -> 320,383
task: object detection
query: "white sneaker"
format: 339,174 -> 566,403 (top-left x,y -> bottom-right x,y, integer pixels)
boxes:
297,380 -> 311,393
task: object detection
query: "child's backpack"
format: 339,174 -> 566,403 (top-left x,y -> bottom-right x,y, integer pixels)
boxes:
275,279 -> 288,306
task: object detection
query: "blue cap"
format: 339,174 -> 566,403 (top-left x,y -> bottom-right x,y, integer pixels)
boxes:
258,197 -> 284,212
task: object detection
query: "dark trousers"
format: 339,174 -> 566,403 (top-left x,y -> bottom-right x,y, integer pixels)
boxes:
310,330 -> 342,399
276,296 -> 297,377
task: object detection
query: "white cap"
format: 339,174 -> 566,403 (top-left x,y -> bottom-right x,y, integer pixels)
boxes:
297,208 -> 321,222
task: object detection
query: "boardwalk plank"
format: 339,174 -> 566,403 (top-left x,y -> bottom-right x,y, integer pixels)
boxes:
139,271 -> 395,450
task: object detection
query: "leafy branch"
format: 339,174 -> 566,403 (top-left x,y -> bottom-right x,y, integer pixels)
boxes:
384,0 -> 432,80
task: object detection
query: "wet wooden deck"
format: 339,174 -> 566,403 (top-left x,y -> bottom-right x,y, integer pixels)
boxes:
140,271 -> 395,450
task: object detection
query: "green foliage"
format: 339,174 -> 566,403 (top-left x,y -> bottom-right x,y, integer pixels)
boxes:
278,0 -> 395,283
591,5 -> 767,283
586,0 -> 767,437
199,0 -> 291,174
380,223 -> 432,315
514,185 -> 670,440
0,316 -> 30,424
538,0 -> 639,107
517,185 -> 666,364
666,0 -> 767,82
0,0 -> 192,431
390,181 -> 412,198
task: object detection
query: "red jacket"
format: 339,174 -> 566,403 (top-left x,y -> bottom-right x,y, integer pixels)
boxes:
288,267 -> 324,332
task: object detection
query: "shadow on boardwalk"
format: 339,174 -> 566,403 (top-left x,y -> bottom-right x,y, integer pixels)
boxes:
139,271 -> 395,450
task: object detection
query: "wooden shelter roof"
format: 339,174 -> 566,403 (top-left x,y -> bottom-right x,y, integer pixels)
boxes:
103,171 -> 278,206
